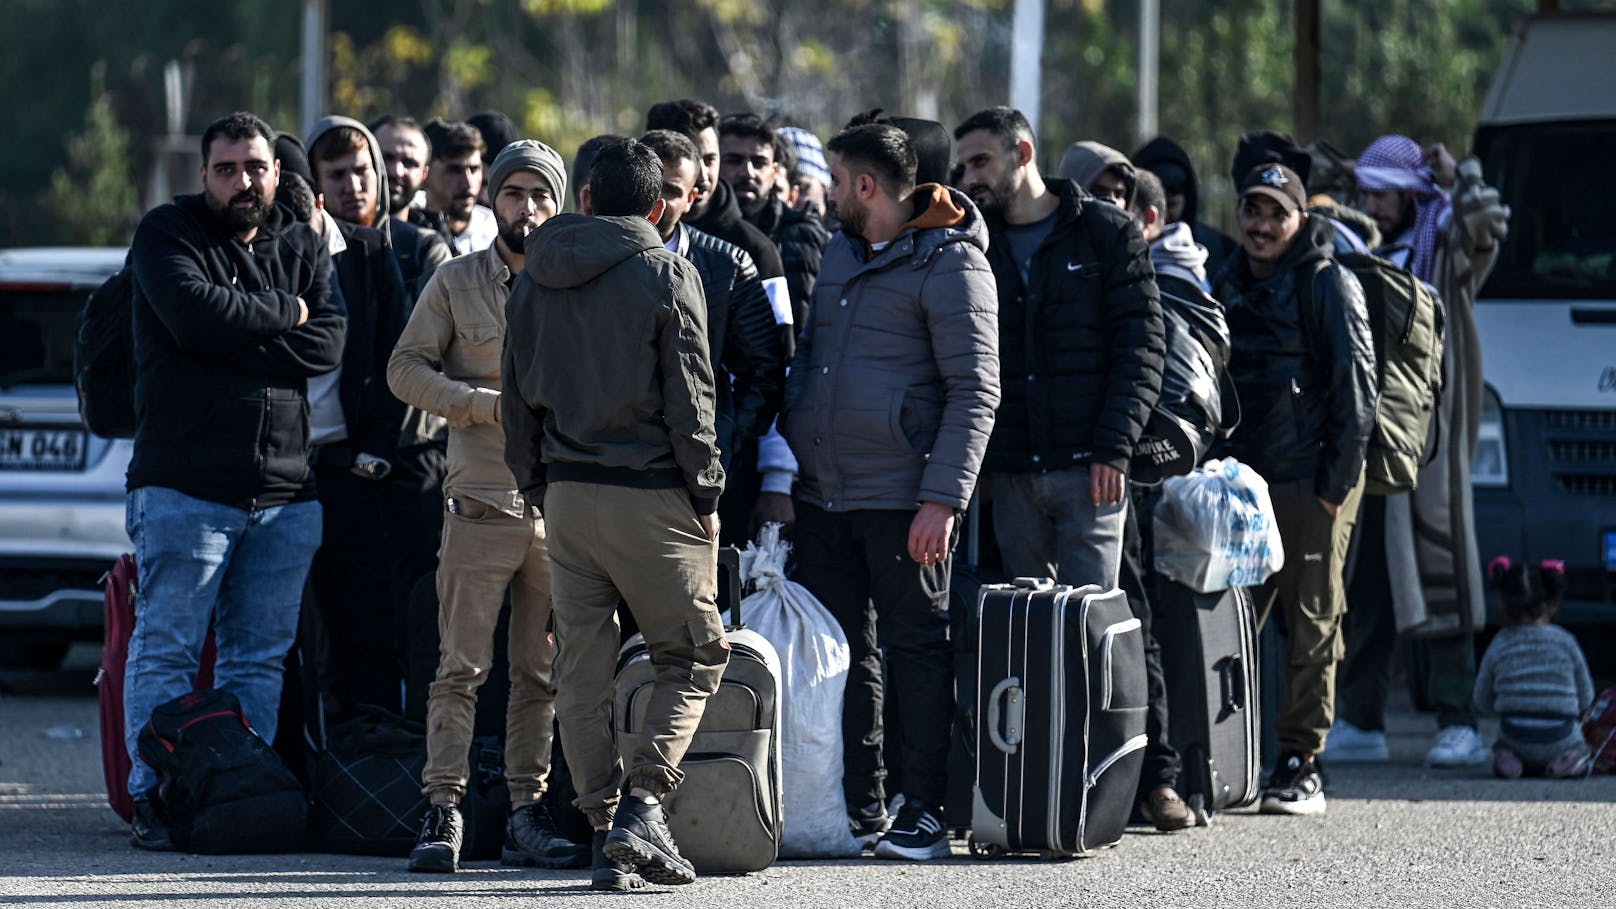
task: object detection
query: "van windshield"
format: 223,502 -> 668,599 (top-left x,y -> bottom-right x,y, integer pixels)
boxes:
1477,121 -> 1616,300
0,286 -> 90,388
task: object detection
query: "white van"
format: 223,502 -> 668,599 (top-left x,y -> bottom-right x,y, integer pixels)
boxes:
1471,13 -> 1616,629
0,247 -> 131,668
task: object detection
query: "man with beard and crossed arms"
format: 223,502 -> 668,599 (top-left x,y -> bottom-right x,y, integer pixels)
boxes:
122,111 -> 344,850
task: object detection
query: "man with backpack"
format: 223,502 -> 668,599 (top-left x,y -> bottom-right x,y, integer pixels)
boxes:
120,111 -> 344,849
1216,162 -> 1376,816
1330,135 -> 1511,769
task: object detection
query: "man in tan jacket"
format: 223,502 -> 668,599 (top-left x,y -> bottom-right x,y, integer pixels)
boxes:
387,139 -> 590,876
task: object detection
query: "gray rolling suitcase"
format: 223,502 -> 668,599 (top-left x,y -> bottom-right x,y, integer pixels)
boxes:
970,579 -> 1149,857
614,547 -> 783,874
1155,580 -> 1261,823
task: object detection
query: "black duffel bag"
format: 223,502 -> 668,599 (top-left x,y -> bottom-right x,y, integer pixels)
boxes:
136,689 -> 307,854
1132,286 -> 1238,485
308,706 -> 509,858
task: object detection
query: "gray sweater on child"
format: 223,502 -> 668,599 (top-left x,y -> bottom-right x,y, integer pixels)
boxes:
1474,624 -> 1595,720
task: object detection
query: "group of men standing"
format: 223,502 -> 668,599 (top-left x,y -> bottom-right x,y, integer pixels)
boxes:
117,91 -> 1506,891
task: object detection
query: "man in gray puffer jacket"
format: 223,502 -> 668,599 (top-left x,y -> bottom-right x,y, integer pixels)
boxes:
780,123 -> 999,862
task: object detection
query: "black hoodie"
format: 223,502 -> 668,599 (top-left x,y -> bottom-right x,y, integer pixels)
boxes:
501,213 -> 725,514
1215,215 -> 1377,505
1133,136 -> 1239,280
689,178 -> 786,286
127,194 -> 345,508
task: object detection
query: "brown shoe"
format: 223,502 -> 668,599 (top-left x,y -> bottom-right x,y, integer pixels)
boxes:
1138,786 -> 1194,832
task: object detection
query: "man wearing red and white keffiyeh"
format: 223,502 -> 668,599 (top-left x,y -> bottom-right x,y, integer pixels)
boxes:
1331,133 -> 1512,773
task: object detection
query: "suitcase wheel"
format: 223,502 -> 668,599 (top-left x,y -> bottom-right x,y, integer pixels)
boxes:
1189,793 -> 1212,828
966,836 -> 1004,860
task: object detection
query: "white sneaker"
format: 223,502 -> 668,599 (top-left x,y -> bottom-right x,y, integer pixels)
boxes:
1426,725 -> 1490,767
1323,718 -> 1389,763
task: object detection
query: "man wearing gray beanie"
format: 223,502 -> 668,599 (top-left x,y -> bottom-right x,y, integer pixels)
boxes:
388,137 -> 591,876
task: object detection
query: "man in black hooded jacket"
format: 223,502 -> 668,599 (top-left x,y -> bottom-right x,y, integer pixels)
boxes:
123,111 -> 344,851
1134,136 -> 1239,280
1215,162 -> 1376,818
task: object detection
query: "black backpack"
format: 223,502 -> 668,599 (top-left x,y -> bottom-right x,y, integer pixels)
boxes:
1131,283 -> 1239,485
136,689 -> 308,853
1304,252 -> 1445,495
72,260 -> 137,438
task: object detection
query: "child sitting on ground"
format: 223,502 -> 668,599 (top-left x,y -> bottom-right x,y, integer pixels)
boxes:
1474,558 -> 1596,779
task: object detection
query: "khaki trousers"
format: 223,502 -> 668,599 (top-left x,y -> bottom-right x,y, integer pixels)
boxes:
421,494 -> 555,807
1254,473 -> 1366,757
543,482 -> 729,828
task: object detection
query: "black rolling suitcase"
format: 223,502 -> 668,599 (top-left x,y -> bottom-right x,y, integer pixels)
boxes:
970,579 -> 1148,857
1155,580 -> 1261,824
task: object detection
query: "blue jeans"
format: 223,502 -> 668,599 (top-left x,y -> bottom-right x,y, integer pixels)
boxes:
123,486 -> 322,797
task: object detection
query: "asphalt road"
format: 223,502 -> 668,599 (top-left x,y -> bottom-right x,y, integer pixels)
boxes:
1,645 -> 1611,908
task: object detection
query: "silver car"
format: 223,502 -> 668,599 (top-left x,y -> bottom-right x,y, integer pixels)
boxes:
0,247 -> 130,669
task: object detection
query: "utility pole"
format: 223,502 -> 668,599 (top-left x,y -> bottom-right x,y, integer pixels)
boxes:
1294,0 -> 1320,143
301,0 -> 329,135
1010,0 -> 1044,131
1137,0 -> 1159,144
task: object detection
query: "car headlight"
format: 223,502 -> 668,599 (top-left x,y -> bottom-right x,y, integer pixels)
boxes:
1472,386 -> 1508,487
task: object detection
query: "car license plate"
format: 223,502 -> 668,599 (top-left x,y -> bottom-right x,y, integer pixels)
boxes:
0,428 -> 88,471
1606,530 -> 1616,572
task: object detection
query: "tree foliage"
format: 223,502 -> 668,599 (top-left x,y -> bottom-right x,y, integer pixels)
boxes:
0,0 -> 1596,246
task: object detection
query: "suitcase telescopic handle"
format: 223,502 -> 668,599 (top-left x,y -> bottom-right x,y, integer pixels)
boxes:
1009,577 -> 1055,590
986,677 -> 1025,755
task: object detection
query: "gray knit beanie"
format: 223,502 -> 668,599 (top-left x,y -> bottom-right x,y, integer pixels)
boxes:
488,139 -> 567,205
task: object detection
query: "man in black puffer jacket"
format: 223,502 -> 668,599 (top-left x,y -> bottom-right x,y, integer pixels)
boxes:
1214,162 -> 1376,819
954,107 -> 1164,593
123,112 -> 344,851
639,130 -> 786,542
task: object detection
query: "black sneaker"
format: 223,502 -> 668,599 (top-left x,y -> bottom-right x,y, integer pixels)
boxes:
590,829 -> 648,892
872,799 -> 950,861
130,796 -> 172,851
850,799 -> 892,851
408,804 -> 463,873
503,801 -> 591,869
602,797 -> 696,886
1259,752 -> 1326,816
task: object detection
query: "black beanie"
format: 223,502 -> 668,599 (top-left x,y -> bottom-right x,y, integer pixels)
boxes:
888,117 -> 951,187
468,110 -> 519,163
274,132 -> 314,187
1230,129 -> 1313,189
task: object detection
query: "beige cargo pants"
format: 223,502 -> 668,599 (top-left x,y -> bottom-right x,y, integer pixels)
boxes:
422,494 -> 556,808
543,482 -> 729,828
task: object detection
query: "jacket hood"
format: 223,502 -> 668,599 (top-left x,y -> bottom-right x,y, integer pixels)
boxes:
1133,136 -> 1200,224
691,177 -> 742,234
898,183 -> 988,258
1269,211 -> 1336,276
1149,221 -> 1209,290
1310,202 -> 1381,250
1057,141 -> 1136,206
304,115 -> 391,235
176,192 -> 295,240
524,213 -> 663,289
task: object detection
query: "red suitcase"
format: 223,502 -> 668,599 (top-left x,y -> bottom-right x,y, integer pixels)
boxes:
97,553 -> 215,822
